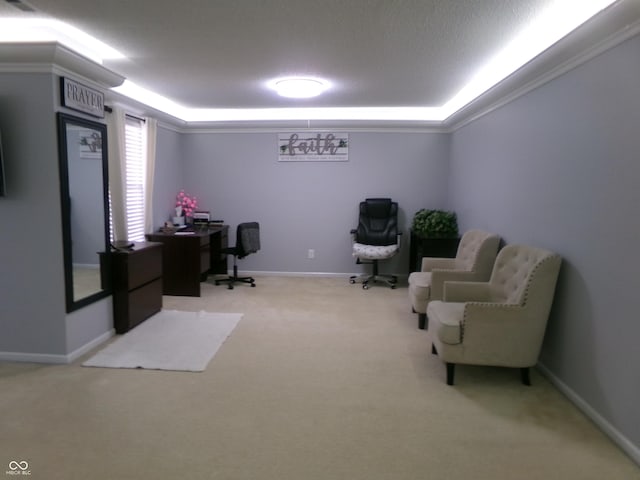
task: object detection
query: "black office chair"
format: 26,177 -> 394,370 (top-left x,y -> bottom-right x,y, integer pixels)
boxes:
349,198 -> 401,289
215,222 -> 260,289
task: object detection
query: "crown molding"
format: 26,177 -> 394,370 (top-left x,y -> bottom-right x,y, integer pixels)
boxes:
0,42 -> 124,89
444,0 -> 640,131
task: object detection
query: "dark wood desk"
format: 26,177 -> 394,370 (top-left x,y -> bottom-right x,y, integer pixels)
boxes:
146,225 -> 228,297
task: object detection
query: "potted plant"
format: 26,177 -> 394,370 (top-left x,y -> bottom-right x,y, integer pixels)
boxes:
411,209 -> 458,238
409,209 -> 460,271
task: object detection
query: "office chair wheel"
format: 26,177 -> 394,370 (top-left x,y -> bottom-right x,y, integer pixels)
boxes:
362,283 -> 369,290
391,284 -> 396,289
251,283 -> 256,287
349,278 -> 356,284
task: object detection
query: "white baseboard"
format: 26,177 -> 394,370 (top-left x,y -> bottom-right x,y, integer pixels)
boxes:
537,362 -> 640,466
225,270 -> 409,281
0,329 -> 114,365
0,351 -> 70,364
66,329 -> 114,363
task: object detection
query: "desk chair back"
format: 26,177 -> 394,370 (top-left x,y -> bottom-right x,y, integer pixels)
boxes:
237,222 -> 261,258
215,222 -> 260,289
355,198 -> 398,246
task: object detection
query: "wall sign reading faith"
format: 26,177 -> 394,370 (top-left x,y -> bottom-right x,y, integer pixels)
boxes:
278,133 -> 348,162
60,77 -> 105,118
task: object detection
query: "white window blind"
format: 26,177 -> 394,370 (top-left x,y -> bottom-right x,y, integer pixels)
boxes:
124,116 -> 145,241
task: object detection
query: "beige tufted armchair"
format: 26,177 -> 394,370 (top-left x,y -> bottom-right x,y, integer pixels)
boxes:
426,244 -> 562,385
408,230 -> 500,329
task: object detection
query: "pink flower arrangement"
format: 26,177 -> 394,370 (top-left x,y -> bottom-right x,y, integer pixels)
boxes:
176,190 -> 198,217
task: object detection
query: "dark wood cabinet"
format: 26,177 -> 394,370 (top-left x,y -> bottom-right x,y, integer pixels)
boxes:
146,225 -> 228,297
111,242 -> 163,334
409,231 -> 460,273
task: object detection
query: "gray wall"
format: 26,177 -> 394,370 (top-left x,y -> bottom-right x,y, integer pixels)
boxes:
448,34 -> 640,451
171,131 -> 450,275
0,72 -> 112,360
0,73 -> 67,355
152,125 -> 184,230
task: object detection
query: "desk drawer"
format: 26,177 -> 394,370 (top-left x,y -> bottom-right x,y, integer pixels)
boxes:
115,278 -> 163,333
127,245 -> 162,289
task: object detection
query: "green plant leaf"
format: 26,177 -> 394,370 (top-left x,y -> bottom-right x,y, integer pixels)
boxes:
411,209 -> 458,238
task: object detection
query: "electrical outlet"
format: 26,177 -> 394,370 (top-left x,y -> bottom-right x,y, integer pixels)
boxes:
307,249 -> 315,259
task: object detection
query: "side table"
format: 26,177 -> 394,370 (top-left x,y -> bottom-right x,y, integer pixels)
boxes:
408,231 -> 460,272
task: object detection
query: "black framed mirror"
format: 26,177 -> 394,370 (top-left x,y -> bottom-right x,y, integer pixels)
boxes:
57,112 -> 111,312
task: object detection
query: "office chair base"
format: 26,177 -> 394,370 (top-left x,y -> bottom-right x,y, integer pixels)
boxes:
349,274 -> 398,289
215,276 -> 256,290
350,257 -> 397,289
215,265 -> 256,290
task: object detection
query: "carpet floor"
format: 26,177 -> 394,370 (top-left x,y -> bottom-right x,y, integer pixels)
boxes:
0,276 -> 638,480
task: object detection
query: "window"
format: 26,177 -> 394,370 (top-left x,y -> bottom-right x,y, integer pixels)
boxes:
124,115 -> 145,241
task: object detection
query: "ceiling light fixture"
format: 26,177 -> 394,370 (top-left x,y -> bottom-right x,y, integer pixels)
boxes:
268,77 -> 329,98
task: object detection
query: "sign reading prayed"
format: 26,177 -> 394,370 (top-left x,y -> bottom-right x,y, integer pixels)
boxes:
278,133 -> 348,162
60,77 -> 105,118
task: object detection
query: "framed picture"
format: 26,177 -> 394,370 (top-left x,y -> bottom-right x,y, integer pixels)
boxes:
78,129 -> 103,159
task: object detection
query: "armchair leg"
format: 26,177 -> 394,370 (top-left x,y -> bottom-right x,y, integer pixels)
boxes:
446,363 -> 455,385
521,367 -> 531,386
418,313 -> 427,330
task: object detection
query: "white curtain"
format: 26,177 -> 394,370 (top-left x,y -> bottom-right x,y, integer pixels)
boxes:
106,105 -> 127,241
144,117 -> 157,234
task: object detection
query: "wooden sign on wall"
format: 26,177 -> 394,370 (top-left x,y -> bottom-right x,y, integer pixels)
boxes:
278,132 -> 348,162
60,77 -> 105,118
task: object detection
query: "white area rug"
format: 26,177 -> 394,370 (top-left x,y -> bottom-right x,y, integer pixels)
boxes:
83,310 -> 242,372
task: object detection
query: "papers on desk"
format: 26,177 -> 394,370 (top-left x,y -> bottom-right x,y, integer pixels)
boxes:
175,231 -> 195,235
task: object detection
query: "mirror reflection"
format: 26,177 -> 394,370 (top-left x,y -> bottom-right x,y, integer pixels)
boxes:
57,113 -> 111,312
